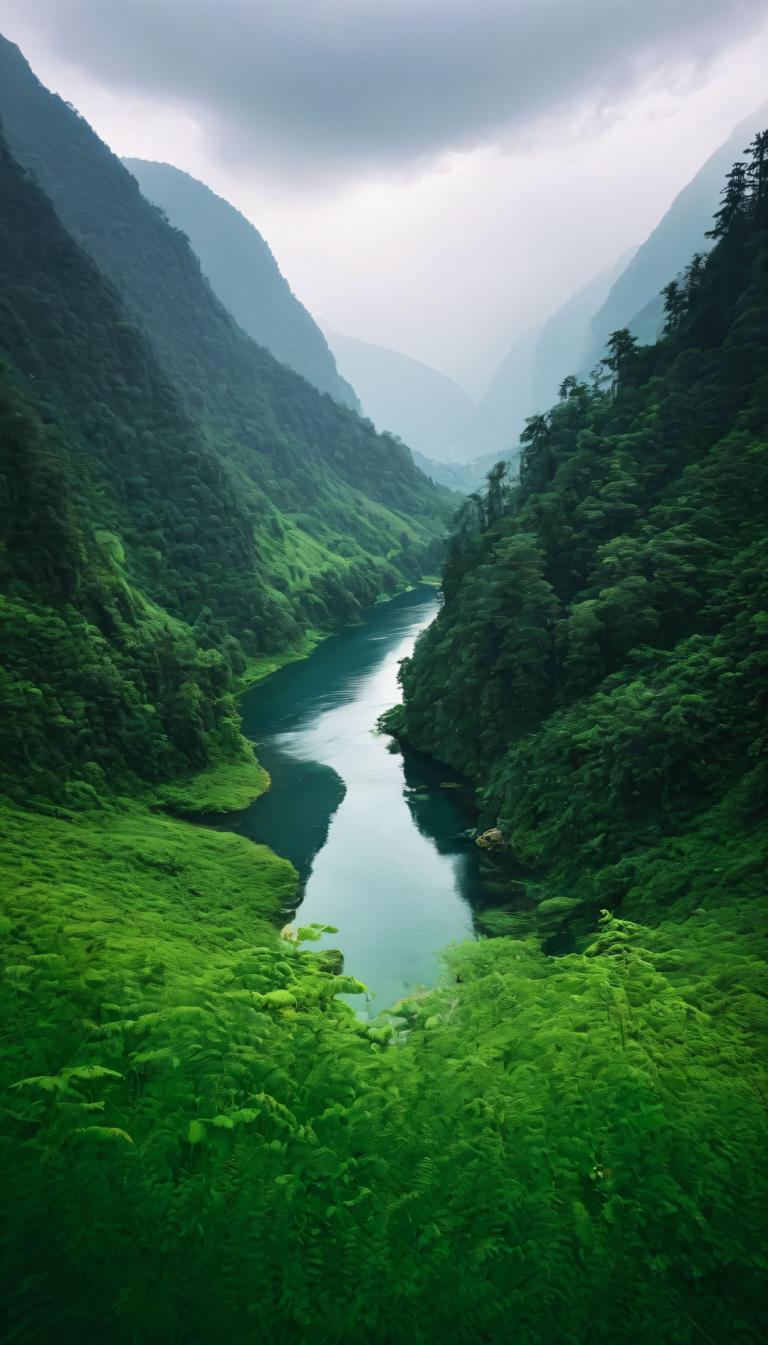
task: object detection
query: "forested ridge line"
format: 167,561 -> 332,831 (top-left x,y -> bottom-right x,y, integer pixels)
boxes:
394,130 -> 768,946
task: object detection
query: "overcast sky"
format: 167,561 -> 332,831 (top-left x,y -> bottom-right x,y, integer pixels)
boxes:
2,0 -> 767,394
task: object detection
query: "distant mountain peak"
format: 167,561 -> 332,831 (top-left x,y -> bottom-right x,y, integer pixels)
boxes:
326,329 -> 475,462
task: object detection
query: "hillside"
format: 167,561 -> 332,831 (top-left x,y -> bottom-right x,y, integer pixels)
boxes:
1,27 -> 766,1345
123,158 -> 360,410
0,34 -> 451,619
584,103 -> 768,367
0,131 -> 276,805
453,254 -> 629,463
393,132 -> 768,942
327,329 -> 475,461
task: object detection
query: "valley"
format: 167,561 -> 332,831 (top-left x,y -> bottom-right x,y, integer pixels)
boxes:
0,19 -> 766,1345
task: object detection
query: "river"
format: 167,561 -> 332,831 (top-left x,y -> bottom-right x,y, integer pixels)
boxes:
217,585 -> 495,1014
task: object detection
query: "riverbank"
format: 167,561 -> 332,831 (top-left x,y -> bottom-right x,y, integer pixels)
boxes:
219,585 -> 481,1010
149,749 -> 270,817
236,576 -> 442,696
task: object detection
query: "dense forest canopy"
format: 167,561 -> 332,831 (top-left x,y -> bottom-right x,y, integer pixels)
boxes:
0,22 -> 765,1339
396,131 -> 768,937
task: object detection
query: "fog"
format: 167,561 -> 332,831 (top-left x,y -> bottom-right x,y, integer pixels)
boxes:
3,0 -> 766,391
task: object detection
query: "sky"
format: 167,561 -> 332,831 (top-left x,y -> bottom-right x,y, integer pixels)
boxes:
1,0 -> 767,396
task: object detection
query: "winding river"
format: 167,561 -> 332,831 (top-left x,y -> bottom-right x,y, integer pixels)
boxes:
217,585 -> 495,1014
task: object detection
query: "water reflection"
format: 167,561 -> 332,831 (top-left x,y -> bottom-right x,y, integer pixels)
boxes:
215,587 -> 507,1011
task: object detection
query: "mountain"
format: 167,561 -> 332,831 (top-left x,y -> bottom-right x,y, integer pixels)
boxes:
531,249 -> 637,403
122,158 -> 360,411
326,329 -> 475,462
451,254 -> 632,464
0,129 -> 262,799
413,447 -> 521,493
461,106 -> 768,467
0,35 -> 451,641
453,327 -> 540,461
584,103 -> 768,367
386,141 -> 768,1340
1,26 -> 767,1343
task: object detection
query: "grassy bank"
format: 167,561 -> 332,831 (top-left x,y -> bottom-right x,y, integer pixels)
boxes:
149,750 -> 270,816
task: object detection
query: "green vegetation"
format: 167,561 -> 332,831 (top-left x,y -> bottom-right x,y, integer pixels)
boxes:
149,752 -> 269,815
0,33 -> 451,647
1,787 -> 764,1344
396,130 -> 768,942
0,34 -> 765,1340
123,158 -> 361,410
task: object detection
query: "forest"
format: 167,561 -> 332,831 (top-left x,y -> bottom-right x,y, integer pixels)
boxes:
0,19 -> 766,1343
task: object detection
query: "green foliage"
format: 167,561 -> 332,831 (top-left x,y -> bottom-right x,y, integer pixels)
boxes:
123,158 -> 361,409
0,372 -> 256,803
0,63 -> 766,1343
0,115 -> 446,803
0,36 -> 453,642
1,797 -> 764,1343
398,134 -> 768,924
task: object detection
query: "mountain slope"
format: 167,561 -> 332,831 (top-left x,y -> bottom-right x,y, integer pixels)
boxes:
0,35 -> 451,611
531,249 -> 637,402
394,134 -> 768,936
327,330 -> 475,462
2,126 -> 765,1345
381,161 -> 768,1343
585,103 -> 768,366
123,158 -> 360,411
455,255 -> 630,462
0,130 -> 270,801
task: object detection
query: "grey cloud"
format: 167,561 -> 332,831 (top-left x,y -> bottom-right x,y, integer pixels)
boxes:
13,0 -> 768,176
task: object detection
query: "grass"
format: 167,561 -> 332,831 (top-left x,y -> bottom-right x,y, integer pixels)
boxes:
0,794 -> 298,1017
149,750 -> 270,815
239,628 -> 325,690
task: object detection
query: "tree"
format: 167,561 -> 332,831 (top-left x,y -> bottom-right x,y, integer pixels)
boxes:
745,129 -> 768,215
706,160 -> 749,238
661,280 -> 685,334
484,460 -> 510,527
600,328 -> 639,393
519,413 -> 551,486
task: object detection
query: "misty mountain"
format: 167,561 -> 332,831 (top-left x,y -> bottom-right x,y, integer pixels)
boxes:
0,34 -> 451,638
123,158 -> 360,411
532,249 -> 637,401
452,105 -> 767,468
411,446 -> 520,494
327,330 -> 475,462
584,102 -> 768,368
453,254 -> 629,462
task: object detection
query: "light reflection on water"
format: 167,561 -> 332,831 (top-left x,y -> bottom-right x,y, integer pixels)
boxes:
218,587 -> 490,1014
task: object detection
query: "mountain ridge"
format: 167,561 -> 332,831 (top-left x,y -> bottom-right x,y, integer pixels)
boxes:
327,327 -> 475,462
584,101 -> 768,367
123,157 -> 361,411
0,32 -> 451,640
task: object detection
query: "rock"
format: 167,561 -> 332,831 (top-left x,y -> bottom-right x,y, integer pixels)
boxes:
475,827 -> 506,849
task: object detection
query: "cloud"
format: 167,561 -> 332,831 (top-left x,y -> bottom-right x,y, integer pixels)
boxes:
7,0 -> 767,179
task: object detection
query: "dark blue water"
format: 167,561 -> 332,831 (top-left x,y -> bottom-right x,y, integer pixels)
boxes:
218,587 -> 496,1013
